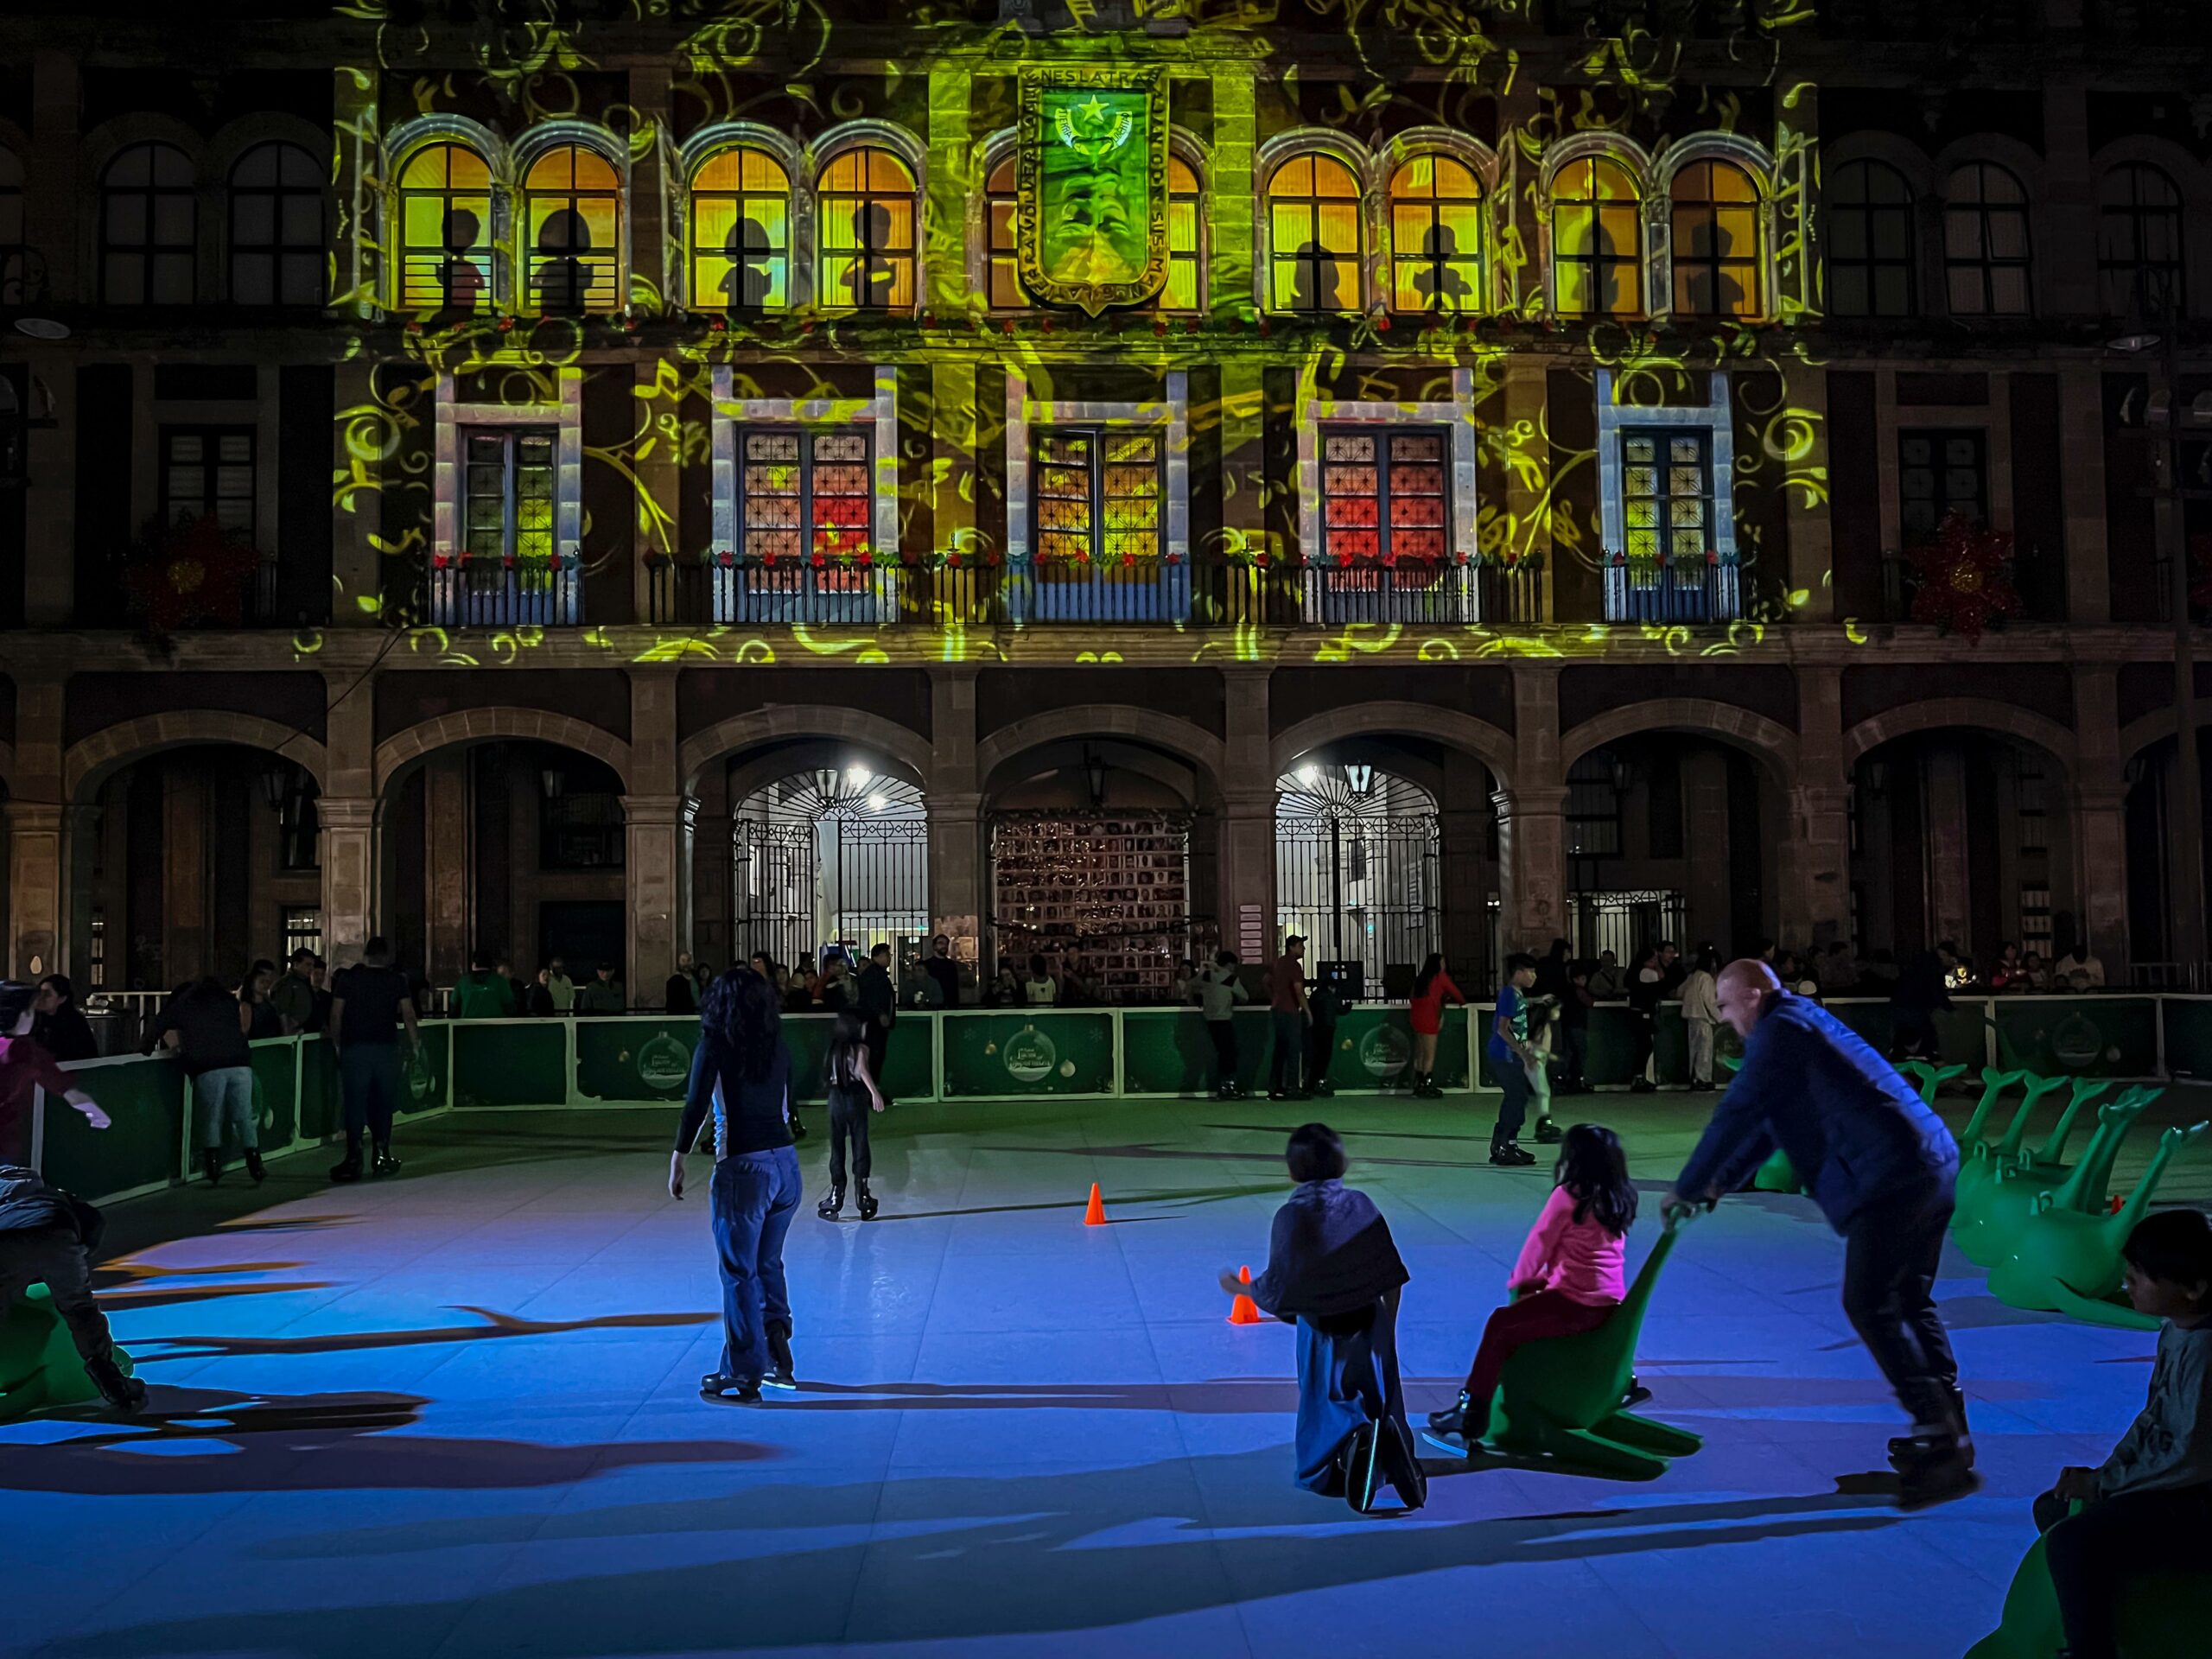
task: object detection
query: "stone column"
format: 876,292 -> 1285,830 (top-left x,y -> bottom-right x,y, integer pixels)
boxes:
925,665 -> 983,989
7,680 -> 67,978
1214,668 -> 1274,963
423,753 -> 470,983
27,49 -> 80,302
21,356 -> 74,625
331,359 -> 384,624
1778,664 -> 1852,950
2040,80 -> 2096,320
331,64 -> 379,315
1437,757 -> 1493,974
1923,747 -> 1974,950
2058,366 -> 2110,623
1206,66 -> 1255,320
690,765 -> 732,971
2072,665 -> 2132,975
162,767 -> 212,985
624,795 -> 693,1006
1495,665 -> 1564,951
319,668 -> 379,965
1781,362 -> 1834,621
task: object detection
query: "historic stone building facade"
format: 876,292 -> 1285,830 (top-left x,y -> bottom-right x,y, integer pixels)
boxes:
0,0 -> 2204,1000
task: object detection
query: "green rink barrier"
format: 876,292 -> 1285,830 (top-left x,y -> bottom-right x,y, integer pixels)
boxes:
452,1020 -> 572,1109
249,1038 -> 299,1152
1993,997 -> 2159,1078
942,1012 -> 1116,1097
780,1014 -> 936,1105
1325,1005 -> 1469,1092
298,1035 -> 340,1141
404,1024 -> 453,1116
40,1054 -> 186,1205
2163,998 -> 2212,1080
575,1017 -> 697,1104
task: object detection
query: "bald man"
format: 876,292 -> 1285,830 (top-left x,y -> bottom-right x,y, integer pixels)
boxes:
1664,959 -> 1975,1508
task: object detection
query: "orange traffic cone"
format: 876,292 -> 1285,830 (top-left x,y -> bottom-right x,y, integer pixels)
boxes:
1083,1182 -> 1108,1226
1227,1265 -> 1262,1326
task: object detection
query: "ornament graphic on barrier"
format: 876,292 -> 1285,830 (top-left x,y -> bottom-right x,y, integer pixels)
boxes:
1358,1025 -> 1412,1080
636,1033 -> 692,1094
406,1047 -> 438,1106
1003,1025 -> 1058,1084
2050,1012 -> 2103,1071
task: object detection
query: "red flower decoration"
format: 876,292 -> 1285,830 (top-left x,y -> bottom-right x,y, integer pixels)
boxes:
1906,512 -> 2023,642
1152,320 -> 1166,337
1040,318 -> 1053,335
125,513 -> 263,632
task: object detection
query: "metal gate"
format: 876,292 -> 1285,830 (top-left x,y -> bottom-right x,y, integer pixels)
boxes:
733,815 -> 930,969
1566,888 -> 1687,966
1275,810 -> 1440,991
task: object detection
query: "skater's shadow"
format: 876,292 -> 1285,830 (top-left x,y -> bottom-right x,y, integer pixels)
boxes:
90,1259 -> 336,1313
0,1386 -> 773,1497
61,1450 -> 1914,1656
128,1305 -> 713,1363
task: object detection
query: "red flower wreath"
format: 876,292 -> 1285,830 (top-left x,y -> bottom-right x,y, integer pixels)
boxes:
125,513 -> 264,632
1907,512 -> 2023,642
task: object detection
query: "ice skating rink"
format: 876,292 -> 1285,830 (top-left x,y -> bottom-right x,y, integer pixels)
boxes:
7,1090 -> 2206,1659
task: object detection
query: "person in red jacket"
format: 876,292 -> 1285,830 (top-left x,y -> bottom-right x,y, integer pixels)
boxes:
1408,953 -> 1462,1099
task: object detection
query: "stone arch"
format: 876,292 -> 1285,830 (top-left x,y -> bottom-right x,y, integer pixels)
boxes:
1843,698 -> 2077,779
976,706 -> 1225,800
1270,702 -> 1516,786
680,707 -> 931,798
66,712 -> 327,803
375,709 -> 632,798
1558,697 -> 1799,787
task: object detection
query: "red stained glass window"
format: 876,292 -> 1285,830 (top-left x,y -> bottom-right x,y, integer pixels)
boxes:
736,428 -> 874,564
1318,427 -> 1452,564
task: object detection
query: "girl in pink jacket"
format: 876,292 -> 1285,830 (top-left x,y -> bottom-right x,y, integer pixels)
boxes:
1427,1123 -> 1637,1445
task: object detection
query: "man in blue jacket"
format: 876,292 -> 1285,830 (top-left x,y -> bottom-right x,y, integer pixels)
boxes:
1665,958 -> 1975,1507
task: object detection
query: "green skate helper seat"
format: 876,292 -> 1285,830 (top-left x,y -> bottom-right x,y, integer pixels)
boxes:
1965,1501 -> 2208,1659
1716,1055 -> 1802,1193
1897,1058 -> 1967,1104
0,1282 -> 138,1423
1476,1209 -> 1705,1480
1988,1118 -> 2209,1330
1955,1081 -> 2133,1271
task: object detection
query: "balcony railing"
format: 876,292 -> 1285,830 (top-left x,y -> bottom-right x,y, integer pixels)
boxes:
426,564 -> 582,628
648,557 -> 900,626
1602,558 -> 1740,625
1004,557 -> 1192,625
1294,561 -> 1548,627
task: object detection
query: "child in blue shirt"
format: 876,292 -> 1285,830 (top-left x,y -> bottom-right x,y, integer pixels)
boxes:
1487,953 -> 1539,1166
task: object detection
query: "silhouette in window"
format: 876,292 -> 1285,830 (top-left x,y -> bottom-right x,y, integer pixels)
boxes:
719,217 -> 775,311
1410,224 -> 1472,311
1291,240 -> 1342,312
435,207 -> 486,311
534,207 -> 593,314
847,201 -> 899,309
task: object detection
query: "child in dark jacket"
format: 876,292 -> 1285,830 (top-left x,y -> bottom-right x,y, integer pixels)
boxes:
1222,1123 -> 1426,1514
2033,1210 -> 2212,1659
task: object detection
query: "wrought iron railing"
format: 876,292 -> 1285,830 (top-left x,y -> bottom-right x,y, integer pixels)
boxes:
648,557 -> 901,626
1602,559 -> 1740,624
426,564 -> 582,628
1003,557 -> 1192,625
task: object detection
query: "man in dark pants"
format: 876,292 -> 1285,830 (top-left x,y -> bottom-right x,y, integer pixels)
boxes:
923,934 -> 963,1010
0,1162 -> 144,1411
1267,936 -> 1309,1102
857,943 -> 896,1101
1305,972 -> 1343,1097
1665,958 -> 1974,1507
328,938 -> 420,1183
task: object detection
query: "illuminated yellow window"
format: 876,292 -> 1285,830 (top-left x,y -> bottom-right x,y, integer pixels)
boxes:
1669,159 -> 1760,319
523,144 -> 622,315
1266,153 -> 1361,314
1550,155 -> 1643,319
984,153 -> 1023,309
1160,156 -> 1202,314
690,146 -> 791,313
1389,153 -> 1482,315
397,143 -> 493,314
818,146 -> 917,312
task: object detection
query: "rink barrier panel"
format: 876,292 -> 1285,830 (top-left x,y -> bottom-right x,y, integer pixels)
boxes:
27,996 -> 2199,1206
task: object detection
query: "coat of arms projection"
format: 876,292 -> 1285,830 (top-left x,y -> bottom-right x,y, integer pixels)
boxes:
1016,67 -> 1169,315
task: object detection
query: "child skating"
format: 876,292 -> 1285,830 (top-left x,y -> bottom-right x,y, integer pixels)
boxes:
1428,1122 -> 1637,1451
817,1010 -> 886,1221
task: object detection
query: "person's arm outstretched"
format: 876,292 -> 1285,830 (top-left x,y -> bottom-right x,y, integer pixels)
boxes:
1669,1022 -> 1783,1210
855,1045 -> 888,1113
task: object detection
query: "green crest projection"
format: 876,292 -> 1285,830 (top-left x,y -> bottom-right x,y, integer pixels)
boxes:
1016,67 -> 1169,316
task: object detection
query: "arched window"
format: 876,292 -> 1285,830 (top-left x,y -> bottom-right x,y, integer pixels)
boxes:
523,143 -> 621,315
2097,162 -> 2183,318
690,145 -> 790,313
0,147 -> 24,304
228,141 -> 324,307
984,152 -> 1022,309
817,146 -> 917,312
1160,154 -> 1204,314
1388,152 -> 1483,314
1827,159 -> 1916,318
101,142 -> 195,305
1265,152 -> 1361,313
1943,162 -> 2031,316
1550,155 -> 1642,318
397,142 -> 494,313
1669,159 -> 1761,318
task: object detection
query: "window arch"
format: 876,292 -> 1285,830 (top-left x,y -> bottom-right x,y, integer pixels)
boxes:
984,150 -> 1022,309
1669,159 -> 1761,319
397,142 -> 494,314
522,143 -> 621,315
690,146 -> 791,313
817,146 -> 917,312
1827,159 -> 1916,318
1160,154 -> 1203,314
1943,162 -> 2031,316
228,141 -> 324,307
2097,162 -> 2183,318
1265,152 -> 1362,314
0,146 -> 24,304
1550,154 -> 1643,318
101,142 -> 196,305
1388,152 -> 1483,314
